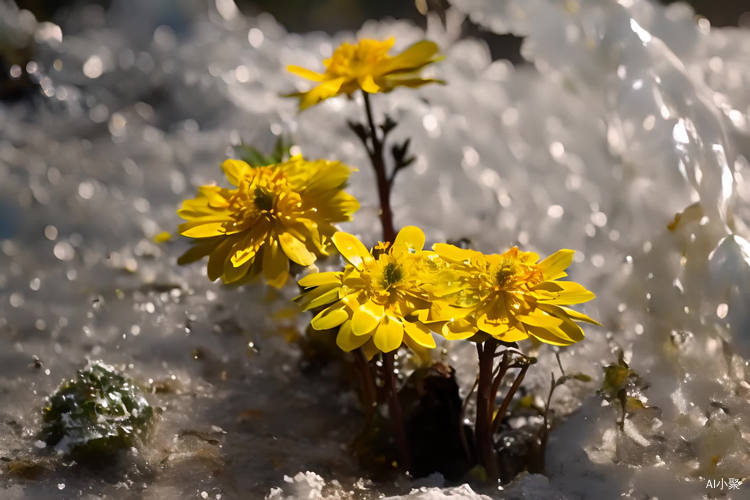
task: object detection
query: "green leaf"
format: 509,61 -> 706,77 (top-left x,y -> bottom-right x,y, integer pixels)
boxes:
271,137 -> 291,163
625,397 -> 648,412
234,136 -> 292,167
40,361 -> 153,462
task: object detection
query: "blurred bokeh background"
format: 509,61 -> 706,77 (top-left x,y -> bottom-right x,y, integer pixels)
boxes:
5,0 -> 750,87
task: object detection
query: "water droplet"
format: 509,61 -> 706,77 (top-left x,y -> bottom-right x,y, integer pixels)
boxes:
83,55 -> 103,78
547,204 -> 564,218
716,303 -> 728,319
248,28 -> 264,48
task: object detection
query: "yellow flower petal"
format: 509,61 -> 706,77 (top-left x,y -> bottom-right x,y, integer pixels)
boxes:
178,237 -> 222,266
525,324 -> 575,346
402,335 -> 432,364
279,231 -> 316,266
304,287 -> 340,310
477,314 -> 510,336
223,257 -> 252,284
311,304 -> 349,330
298,271 -> 341,288
207,237 -> 235,281
539,303 -> 601,326
381,40 -> 439,74
336,320 -> 370,352
380,76 -> 444,89
286,65 -> 326,82
517,311 -> 564,329
179,221 -> 235,238
198,185 -> 229,207
300,77 -> 347,110
332,232 -> 371,269
358,74 -> 381,93
535,281 -> 596,305
374,316 -> 404,353
393,225 -> 426,253
361,339 -> 379,361
230,226 -> 266,267
494,327 -> 529,343
293,160 -> 353,193
295,283 -> 339,310
352,300 -> 384,336
221,159 -> 250,186
441,319 -> 476,340
262,239 -> 289,288
153,231 -> 172,243
555,315 -> 585,343
403,321 -> 436,349
537,249 -> 575,280
432,243 -> 474,263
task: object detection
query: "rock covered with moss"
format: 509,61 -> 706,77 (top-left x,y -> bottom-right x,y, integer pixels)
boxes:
40,361 -> 153,461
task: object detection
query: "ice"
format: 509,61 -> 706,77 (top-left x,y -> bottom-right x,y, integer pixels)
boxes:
1,0 -> 750,498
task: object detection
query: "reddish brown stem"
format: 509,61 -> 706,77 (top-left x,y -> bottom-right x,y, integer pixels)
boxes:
354,348 -> 378,422
362,91 -> 396,242
382,351 -> 411,471
491,364 -> 530,435
360,92 -> 407,469
489,351 -> 511,407
475,340 -> 499,479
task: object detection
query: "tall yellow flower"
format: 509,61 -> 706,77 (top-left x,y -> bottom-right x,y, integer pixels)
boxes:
287,37 -> 442,110
428,245 -> 599,346
177,156 -> 359,288
296,226 -> 437,356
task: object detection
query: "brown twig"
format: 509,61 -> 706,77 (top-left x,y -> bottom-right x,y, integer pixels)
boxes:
458,374 -> 479,463
490,363 -> 530,435
361,91 -> 396,242
474,340 -> 499,478
540,372 -> 556,453
356,91 -> 410,470
382,351 -> 411,471
354,348 -> 378,422
489,350 -> 512,408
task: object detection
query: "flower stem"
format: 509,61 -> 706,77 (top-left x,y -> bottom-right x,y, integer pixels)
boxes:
361,91 -> 396,242
354,348 -> 378,422
359,91 -> 408,471
491,363 -> 529,435
475,339 -> 499,479
382,351 -> 411,471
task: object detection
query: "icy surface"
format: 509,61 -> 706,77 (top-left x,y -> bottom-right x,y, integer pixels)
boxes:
1,0 -> 749,498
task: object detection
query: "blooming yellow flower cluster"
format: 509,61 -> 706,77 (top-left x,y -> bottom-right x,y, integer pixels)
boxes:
297,227 -> 598,357
287,37 -> 443,110
177,156 -> 359,287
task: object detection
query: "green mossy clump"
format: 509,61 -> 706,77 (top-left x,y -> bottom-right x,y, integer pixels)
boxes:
40,361 -> 153,462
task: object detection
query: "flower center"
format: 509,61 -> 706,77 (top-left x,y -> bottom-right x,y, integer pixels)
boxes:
495,262 -> 518,288
253,187 -> 275,211
381,262 -> 403,288
327,40 -> 390,78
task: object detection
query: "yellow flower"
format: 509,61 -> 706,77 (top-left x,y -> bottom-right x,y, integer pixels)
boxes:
428,245 -> 599,346
296,226 -> 437,356
177,156 -> 359,288
287,37 -> 442,110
